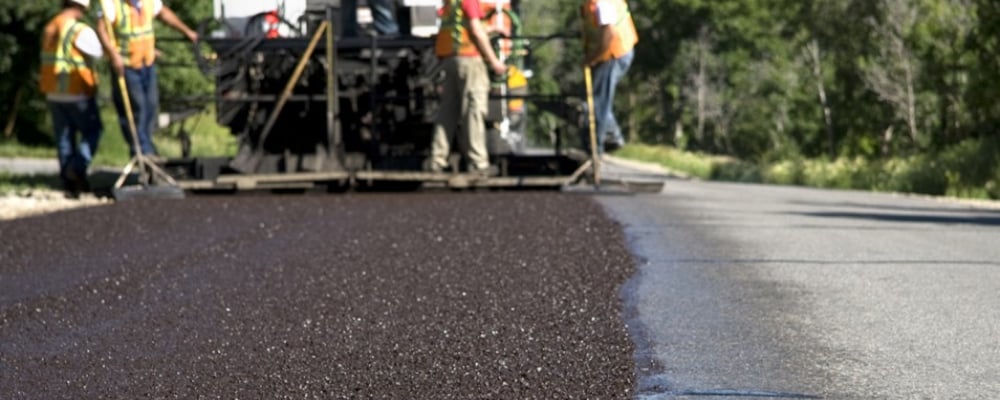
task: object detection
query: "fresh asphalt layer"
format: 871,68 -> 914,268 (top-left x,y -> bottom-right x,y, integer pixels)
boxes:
0,192 -> 635,398
601,179 -> 1000,399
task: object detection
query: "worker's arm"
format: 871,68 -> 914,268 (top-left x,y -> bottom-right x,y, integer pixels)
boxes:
584,24 -> 613,67
158,6 -> 198,43
484,22 -> 510,38
467,18 -> 507,76
95,16 -> 125,76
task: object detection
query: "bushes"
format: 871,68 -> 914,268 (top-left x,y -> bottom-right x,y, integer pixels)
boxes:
988,165 -> 1000,200
711,159 -> 762,182
879,157 -> 949,196
622,137 -> 1000,200
614,144 -> 717,179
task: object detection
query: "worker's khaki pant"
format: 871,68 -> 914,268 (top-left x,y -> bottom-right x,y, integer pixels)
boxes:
431,56 -> 490,171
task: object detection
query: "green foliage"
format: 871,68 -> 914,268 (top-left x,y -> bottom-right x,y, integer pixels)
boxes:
988,165 -> 1000,200
522,0 -> 999,199
586,0 -> 997,162
93,106 -> 235,168
626,138 -> 1000,200
0,141 -> 56,159
0,0 -> 62,145
0,172 -> 63,194
156,0 -> 213,99
711,160 -> 764,183
0,0 -> 215,148
615,144 -> 718,179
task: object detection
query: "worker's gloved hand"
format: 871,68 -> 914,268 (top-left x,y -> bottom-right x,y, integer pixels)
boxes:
490,61 -> 507,77
110,53 -> 125,77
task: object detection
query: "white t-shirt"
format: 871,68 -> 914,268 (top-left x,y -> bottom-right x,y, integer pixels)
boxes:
98,0 -> 164,23
47,26 -> 104,102
75,27 -> 104,58
595,0 -> 619,26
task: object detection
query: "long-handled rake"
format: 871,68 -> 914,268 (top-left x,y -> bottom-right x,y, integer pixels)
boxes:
110,75 -> 184,200
567,65 -> 664,194
104,13 -> 184,201
584,65 -> 601,186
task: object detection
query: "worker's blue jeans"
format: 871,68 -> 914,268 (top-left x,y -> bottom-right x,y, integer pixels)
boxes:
112,65 -> 159,156
586,50 -> 634,152
48,98 -> 103,182
342,0 -> 399,36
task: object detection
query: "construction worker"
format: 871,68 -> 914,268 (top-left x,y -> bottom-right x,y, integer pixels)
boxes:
40,0 -> 104,197
429,0 -> 508,174
95,0 -> 198,159
581,0 -> 638,153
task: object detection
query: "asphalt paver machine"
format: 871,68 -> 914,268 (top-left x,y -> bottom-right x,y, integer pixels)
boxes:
167,0 -> 595,192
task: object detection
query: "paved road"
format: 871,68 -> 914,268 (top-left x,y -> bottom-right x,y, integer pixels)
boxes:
3,161 -> 999,399
601,180 -> 1000,399
0,158 -> 59,176
0,193 -> 635,399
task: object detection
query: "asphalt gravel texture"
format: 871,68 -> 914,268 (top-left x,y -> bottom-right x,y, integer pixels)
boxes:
0,192 -> 636,399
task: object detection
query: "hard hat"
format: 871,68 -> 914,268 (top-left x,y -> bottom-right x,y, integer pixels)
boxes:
69,0 -> 90,9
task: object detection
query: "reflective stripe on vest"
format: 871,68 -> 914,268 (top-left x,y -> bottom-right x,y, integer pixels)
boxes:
435,0 -> 480,58
581,0 -> 638,63
39,15 -> 98,96
111,0 -> 156,68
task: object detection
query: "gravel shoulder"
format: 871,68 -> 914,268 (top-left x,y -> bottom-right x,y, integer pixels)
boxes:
0,157 -> 113,220
0,190 -> 112,221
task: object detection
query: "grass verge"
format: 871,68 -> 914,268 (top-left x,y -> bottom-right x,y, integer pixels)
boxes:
0,172 -> 62,194
618,138 -> 1000,200
94,105 -> 236,167
1,105 -> 235,194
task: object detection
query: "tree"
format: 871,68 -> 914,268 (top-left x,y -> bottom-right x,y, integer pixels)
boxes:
861,0 -> 922,148
922,0 -> 975,144
0,0 -> 61,144
802,39 -> 836,158
156,0 -> 213,101
679,26 -> 725,152
967,0 -> 998,135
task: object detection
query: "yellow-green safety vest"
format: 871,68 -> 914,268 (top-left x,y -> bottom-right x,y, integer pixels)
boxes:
40,14 -> 98,96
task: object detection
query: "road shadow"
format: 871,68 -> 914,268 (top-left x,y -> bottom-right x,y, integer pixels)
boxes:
789,199 -> 1000,215
795,210 -> 1000,227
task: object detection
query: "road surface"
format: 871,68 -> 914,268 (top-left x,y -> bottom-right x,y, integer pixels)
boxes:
2,167 -> 998,399
0,192 -> 635,398
601,179 -> 1000,399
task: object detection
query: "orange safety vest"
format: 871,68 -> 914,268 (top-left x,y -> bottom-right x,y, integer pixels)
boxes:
436,0 -> 481,58
39,14 -> 98,97
581,0 -> 638,63
107,0 -> 156,68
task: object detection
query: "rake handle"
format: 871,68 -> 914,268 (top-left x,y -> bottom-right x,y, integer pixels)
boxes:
584,65 -> 601,186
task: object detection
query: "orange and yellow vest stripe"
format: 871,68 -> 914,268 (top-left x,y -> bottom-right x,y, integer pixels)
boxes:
581,0 -> 638,63
39,14 -> 98,97
107,0 -> 156,68
435,0 -> 481,58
